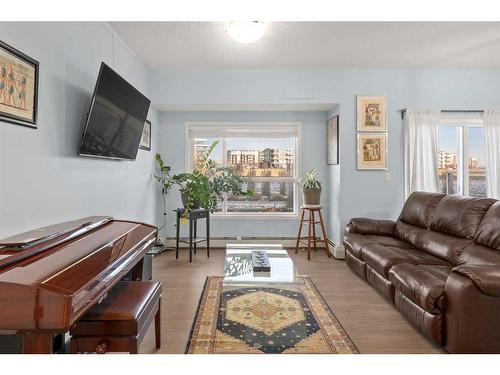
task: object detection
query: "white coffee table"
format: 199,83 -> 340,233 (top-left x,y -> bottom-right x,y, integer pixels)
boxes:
223,243 -> 305,288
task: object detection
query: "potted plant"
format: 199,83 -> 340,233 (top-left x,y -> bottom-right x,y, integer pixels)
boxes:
155,141 -> 252,214
299,168 -> 322,206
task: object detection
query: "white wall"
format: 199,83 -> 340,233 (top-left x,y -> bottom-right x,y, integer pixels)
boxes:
150,69 -> 500,244
0,23 -> 159,238
157,111 -> 329,239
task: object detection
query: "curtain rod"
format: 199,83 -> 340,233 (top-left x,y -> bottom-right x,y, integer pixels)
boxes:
400,109 -> 484,120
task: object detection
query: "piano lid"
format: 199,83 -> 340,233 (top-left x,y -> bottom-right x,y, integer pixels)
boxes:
0,216 -> 112,248
0,216 -> 113,270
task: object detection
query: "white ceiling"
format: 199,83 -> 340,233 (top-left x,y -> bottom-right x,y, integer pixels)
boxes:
110,22 -> 500,69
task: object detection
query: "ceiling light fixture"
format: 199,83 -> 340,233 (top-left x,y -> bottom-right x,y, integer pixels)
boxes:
227,21 -> 267,44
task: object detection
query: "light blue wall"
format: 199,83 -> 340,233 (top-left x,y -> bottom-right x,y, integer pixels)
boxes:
2,22 -> 499,243
0,22 -> 159,238
157,111 -> 329,239
150,69 -> 500,243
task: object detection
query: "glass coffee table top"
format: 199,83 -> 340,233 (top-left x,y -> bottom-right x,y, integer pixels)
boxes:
223,243 -> 304,287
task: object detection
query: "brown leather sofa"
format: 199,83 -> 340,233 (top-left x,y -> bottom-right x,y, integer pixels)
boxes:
344,191 -> 500,353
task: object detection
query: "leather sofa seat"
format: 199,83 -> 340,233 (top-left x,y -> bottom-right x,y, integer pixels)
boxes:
343,233 -> 371,259
343,233 -> 414,259
362,243 -> 449,278
364,235 -> 416,250
389,264 -> 452,313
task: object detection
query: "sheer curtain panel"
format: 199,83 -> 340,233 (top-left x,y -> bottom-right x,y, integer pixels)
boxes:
404,111 -> 440,198
484,111 -> 500,199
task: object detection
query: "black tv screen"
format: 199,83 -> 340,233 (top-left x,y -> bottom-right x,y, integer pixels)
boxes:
78,62 -> 151,160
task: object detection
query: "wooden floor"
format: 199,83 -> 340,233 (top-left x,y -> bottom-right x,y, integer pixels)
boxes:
139,247 -> 443,354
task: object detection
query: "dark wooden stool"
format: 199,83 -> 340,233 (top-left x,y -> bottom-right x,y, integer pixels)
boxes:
295,206 -> 332,260
70,281 -> 162,354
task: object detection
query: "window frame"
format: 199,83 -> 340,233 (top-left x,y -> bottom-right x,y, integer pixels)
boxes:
184,122 -> 301,219
437,116 -> 485,197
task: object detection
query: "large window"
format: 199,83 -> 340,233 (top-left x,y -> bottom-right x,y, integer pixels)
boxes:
438,117 -> 486,197
186,123 -> 300,216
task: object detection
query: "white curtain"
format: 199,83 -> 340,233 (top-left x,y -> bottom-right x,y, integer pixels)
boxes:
484,111 -> 500,199
404,111 -> 440,198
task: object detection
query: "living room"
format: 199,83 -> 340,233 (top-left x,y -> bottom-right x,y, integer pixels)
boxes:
1,1 -> 499,373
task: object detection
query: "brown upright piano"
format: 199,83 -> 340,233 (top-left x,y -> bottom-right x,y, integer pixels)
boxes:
0,216 -> 157,353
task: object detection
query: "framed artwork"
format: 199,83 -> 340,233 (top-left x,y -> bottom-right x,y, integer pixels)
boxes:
357,133 -> 388,170
0,40 -> 39,128
139,119 -> 151,151
327,115 -> 339,165
357,95 -> 387,132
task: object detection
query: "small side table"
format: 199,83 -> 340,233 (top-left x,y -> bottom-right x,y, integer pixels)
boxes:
174,208 -> 210,263
295,206 -> 332,260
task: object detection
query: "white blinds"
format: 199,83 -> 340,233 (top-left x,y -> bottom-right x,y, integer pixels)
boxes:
188,124 -> 300,139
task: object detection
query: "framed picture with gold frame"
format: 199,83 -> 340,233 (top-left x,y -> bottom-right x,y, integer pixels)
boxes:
356,95 -> 387,132
0,40 -> 39,128
357,132 -> 388,170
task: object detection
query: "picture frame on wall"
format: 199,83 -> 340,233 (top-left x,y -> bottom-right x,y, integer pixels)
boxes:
139,119 -> 152,151
327,115 -> 339,165
0,40 -> 39,128
356,95 -> 387,132
357,132 -> 388,170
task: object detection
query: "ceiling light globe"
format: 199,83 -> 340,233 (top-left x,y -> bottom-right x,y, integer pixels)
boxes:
227,21 -> 267,44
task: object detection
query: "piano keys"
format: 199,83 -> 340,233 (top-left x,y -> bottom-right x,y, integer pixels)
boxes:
0,216 -> 157,353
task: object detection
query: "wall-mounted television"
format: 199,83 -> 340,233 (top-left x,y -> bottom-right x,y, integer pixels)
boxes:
78,62 -> 151,161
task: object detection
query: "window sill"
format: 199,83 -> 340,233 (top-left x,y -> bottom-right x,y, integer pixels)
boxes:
210,214 -> 299,221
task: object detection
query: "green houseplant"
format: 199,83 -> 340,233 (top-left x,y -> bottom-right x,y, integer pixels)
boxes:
155,141 -> 252,214
299,168 -> 322,206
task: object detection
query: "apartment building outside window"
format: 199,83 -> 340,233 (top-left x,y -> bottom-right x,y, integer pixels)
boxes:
186,123 -> 300,217
437,115 -> 486,197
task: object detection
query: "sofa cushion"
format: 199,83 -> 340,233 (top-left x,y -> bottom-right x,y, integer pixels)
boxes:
458,243 -> 500,266
389,264 -> 452,314
394,221 -> 429,248
361,243 -> 450,278
397,191 -> 445,228
344,233 -> 414,260
418,230 -> 473,265
343,233 -> 371,259
430,195 -> 495,239
474,201 -> 500,250
364,235 -> 416,250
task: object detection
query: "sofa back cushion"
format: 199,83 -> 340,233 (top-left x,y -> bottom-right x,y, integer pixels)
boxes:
458,243 -> 500,266
474,201 -> 500,250
397,191 -> 445,228
394,221 -> 428,249
430,196 -> 495,239
418,231 -> 472,264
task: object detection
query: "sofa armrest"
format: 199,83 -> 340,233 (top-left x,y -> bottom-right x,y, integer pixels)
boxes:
345,217 -> 396,236
444,270 -> 500,353
452,265 -> 500,298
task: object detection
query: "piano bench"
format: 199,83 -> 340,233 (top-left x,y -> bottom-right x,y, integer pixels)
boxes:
69,281 -> 162,354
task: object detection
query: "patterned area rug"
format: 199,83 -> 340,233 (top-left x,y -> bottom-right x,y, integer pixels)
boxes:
186,276 -> 359,354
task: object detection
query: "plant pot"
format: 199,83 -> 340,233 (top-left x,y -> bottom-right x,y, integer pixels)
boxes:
181,192 -> 200,210
302,187 -> 321,206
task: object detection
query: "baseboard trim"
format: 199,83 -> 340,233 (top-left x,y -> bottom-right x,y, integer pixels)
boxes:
163,236 -> 342,259
333,245 -> 345,260
165,237 -> 299,248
